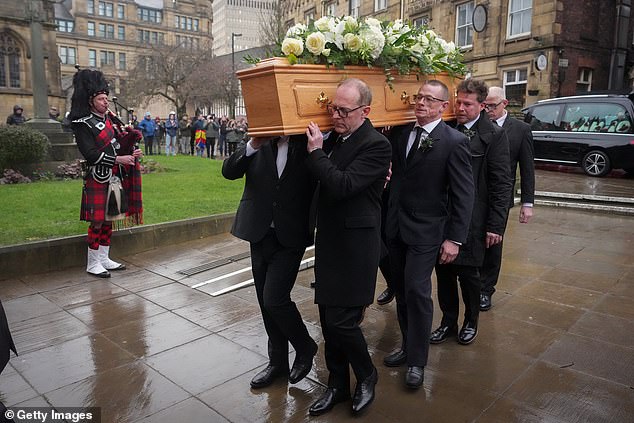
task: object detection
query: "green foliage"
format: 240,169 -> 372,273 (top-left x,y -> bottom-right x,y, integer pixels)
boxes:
0,125 -> 50,171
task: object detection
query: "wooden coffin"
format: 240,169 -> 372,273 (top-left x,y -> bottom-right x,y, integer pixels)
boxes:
236,57 -> 459,137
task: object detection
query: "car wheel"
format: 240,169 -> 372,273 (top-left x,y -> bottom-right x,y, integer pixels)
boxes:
582,150 -> 611,177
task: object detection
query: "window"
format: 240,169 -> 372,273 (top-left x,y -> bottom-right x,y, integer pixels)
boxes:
526,104 -> 561,131
88,49 -> 97,67
562,103 -> 631,133
503,68 -> 528,106
98,1 -> 114,17
175,16 -> 199,31
138,7 -> 162,24
87,0 -> 94,14
117,5 -> 125,19
375,0 -> 387,11
325,2 -> 336,16
98,23 -> 114,39
118,25 -> 125,40
59,46 -> 77,65
100,50 -> 115,66
350,0 -> 360,18
304,8 -> 315,24
137,30 -> 164,44
56,20 -> 74,33
118,52 -> 126,70
413,15 -> 430,28
175,35 -> 199,49
508,0 -> 532,38
456,2 -> 474,48
577,68 -> 593,92
87,22 -> 95,36
0,32 -> 22,88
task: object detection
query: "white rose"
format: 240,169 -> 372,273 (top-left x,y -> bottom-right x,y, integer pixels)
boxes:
322,48 -> 331,57
343,16 -> 358,32
281,38 -> 304,56
344,33 -> 362,52
315,16 -> 335,32
306,32 -> 326,55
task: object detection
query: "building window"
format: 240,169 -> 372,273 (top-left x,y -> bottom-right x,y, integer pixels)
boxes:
137,30 -> 164,44
175,35 -> 199,49
304,8 -> 315,24
118,25 -> 125,40
117,5 -> 125,19
374,0 -> 387,11
350,0 -> 360,18
138,7 -> 162,24
87,22 -> 95,36
98,1 -> 114,18
504,68 -> 528,106
413,15 -> 430,28
100,50 -> 115,66
59,46 -> 77,65
99,23 -> 115,39
175,16 -> 199,32
456,2 -> 474,48
325,2 -> 336,16
118,52 -> 126,70
56,20 -> 74,33
507,0 -> 532,38
87,0 -> 94,14
0,33 -> 22,88
88,49 -> 97,67
577,68 -> 593,92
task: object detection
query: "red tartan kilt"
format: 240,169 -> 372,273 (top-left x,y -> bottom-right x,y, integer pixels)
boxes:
80,176 -> 109,222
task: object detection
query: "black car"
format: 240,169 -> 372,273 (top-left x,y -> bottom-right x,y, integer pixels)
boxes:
522,94 -> 634,176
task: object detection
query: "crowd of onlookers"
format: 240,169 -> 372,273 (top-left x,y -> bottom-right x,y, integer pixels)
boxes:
131,111 -> 249,159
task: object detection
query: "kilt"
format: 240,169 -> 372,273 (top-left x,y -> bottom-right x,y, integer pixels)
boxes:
80,168 -> 123,223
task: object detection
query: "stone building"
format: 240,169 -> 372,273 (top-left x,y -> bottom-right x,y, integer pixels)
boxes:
211,0 -> 276,56
0,0 -> 65,122
280,0 -> 634,109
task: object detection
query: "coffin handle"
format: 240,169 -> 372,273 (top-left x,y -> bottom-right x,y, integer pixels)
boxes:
316,92 -> 330,108
401,91 -> 413,105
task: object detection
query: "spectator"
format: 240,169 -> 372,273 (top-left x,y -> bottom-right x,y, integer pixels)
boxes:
218,116 -> 229,158
164,112 -> 178,156
49,106 -> 61,122
137,111 -> 157,155
226,119 -> 241,156
178,115 -> 191,155
6,105 -> 26,125
192,114 -> 206,157
205,114 -> 219,159
154,117 -> 164,155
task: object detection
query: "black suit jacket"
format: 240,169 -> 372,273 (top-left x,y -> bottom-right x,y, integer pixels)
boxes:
222,136 -> 316,249
454,112 -> 512,267
502,115 -> 535,207
307,119 -> 392,307
386,121 -> 474,247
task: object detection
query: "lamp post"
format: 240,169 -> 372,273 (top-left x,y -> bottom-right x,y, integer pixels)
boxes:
230,32 -> 242,119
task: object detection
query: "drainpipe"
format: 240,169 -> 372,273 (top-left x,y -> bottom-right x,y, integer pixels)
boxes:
608,0 -> 631,90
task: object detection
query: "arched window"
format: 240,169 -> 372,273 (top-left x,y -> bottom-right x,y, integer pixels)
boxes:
0,32 -> 22,88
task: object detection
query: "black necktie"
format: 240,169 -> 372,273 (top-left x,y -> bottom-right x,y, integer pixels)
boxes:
407,127 -> 425,163
456,124 -> 467,133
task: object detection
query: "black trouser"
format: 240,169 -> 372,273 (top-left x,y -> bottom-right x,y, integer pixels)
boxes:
206,137 -> 216,158
388,236 -> 438,367
435,263 -> 481,327
250,229 -> 314,368
319,305 -> 374,391
480,239 -> 503,296
144,135 -> 154,155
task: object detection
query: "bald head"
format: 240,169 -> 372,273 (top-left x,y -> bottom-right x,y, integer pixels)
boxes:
485,86 -> 508,120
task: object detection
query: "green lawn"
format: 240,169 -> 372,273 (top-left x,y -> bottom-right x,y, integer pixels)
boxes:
0,156 -> 245,246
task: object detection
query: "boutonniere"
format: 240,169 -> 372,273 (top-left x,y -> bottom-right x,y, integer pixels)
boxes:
462,128 -> 477,139
417,136 -> 435,153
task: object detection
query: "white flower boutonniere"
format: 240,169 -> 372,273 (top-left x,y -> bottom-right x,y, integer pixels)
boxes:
417,136 -> 434,153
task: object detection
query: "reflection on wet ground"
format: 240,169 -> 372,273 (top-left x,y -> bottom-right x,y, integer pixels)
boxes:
1,171 -> 633,422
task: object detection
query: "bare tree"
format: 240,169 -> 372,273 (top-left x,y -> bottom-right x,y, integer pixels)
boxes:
258,0 -> 288,57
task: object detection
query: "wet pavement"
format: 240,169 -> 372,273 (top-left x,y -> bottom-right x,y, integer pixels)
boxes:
1,170 -> 634,422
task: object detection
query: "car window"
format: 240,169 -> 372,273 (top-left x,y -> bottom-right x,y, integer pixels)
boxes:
561,102 -> 632,133
527,104 -> 561,131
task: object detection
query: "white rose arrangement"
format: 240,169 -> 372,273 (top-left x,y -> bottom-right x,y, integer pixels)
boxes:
259,16 -> 467,83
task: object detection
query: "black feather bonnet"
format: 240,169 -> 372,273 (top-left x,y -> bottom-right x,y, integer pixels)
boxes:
68,69 -> 110,120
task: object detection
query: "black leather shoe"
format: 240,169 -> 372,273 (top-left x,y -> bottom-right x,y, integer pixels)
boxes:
480,294 -> 492,311
383,349 -> 407,367
352,367 -> 378,414
289,341 -> 318,384
405,366 -> 424,389
250,364 -> 288,389
376,288 -> 395,305
308,387 -> 351,416
458,321 -> 478,345
429,325 -> 457,344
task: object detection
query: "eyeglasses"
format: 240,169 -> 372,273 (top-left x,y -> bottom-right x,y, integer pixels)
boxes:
414,94 -> 447,104
484,101 -> 503,111
326,104 -> 366,118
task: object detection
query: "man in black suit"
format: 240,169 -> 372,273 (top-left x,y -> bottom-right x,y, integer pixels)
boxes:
431,79 -> 512,346
222,134 -> 318,390
479,86 -> 535,311
383,80 -> 474,389
304,78 -> 391,416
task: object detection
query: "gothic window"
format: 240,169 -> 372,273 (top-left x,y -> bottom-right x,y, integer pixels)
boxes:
0,33 -> 22,88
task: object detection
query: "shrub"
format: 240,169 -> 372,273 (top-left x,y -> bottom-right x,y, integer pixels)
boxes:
0,169 -> 31,184
0,125 -> 50,172
55,159 -> 83,180
140,158 -> 168,174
